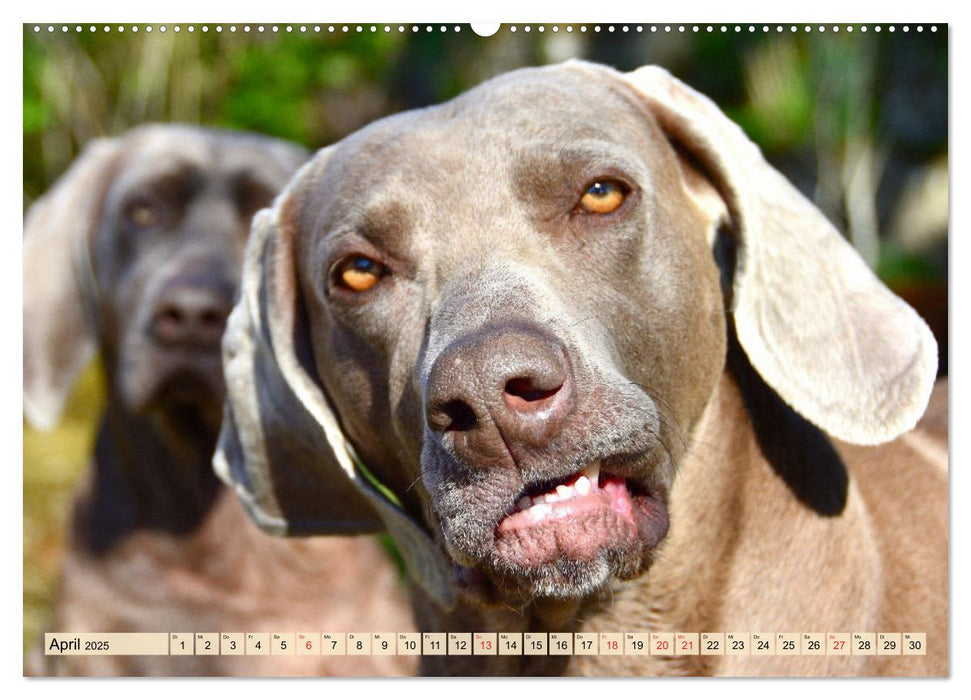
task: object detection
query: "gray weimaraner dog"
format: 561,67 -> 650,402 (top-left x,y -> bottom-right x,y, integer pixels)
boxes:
215,62 -> 947,676
24,124 -> 416,676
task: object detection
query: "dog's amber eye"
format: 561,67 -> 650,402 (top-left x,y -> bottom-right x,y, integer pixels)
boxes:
335,256 -> 386,293
127,203 -> 159,228
579,180 -> 627,214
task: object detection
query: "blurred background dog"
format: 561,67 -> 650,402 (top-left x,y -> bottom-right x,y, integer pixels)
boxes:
23,124 -> 416,676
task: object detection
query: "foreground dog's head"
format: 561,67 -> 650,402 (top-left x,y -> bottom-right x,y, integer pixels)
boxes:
214,63 -> 936,608
24,125 -> 307,446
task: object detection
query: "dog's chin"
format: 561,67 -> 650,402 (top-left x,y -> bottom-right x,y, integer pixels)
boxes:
122,353 -> 226,447
469,546 -> 654,603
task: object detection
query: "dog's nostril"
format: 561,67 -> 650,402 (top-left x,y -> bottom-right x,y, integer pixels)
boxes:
199,309 -> 226,330
152,287 -> 230,349
157,306 -> 185,326
503,376 -> 563,413
154,306 -> 186,339
429,399 -> 478,433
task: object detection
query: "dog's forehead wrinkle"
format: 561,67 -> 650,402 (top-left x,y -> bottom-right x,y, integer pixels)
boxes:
108,160 -> 198,205
517,140 -> 650,180
113,131 -> 301,213
110,151 -> 260,210
303,176 -> 433,274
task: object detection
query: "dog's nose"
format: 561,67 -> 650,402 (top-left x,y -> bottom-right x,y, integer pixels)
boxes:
151,280 -> 232,350
425,325 -> 574,462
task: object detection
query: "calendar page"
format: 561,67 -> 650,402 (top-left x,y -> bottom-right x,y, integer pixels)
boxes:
22,15 -> 948,680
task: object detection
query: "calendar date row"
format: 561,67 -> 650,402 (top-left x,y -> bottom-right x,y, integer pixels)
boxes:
45,632 -> 927,657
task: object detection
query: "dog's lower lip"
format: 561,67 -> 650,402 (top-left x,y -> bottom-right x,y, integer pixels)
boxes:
491,466 -> 668,569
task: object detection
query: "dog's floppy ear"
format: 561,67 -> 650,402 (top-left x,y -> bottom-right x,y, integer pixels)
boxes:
213,176 -> 385,535
622,65 -> 937,445
23,138 -> 122,430
214,162 -> 455,607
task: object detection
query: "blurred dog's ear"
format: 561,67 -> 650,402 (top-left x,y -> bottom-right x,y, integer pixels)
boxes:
214,163 -> 455,608
23,138 -> 122,430
621,65 -> 937,445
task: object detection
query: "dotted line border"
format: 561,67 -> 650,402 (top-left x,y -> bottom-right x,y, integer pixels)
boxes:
30,24 -> 941,35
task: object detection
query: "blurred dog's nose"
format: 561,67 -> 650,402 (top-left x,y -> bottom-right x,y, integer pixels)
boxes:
425,324 -> 574,464
151,280 -> 232,350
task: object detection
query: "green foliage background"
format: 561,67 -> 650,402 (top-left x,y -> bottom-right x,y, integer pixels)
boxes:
23,23 -> 948,663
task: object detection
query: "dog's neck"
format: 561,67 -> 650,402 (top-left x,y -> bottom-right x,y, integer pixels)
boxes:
73,391 -> 223,555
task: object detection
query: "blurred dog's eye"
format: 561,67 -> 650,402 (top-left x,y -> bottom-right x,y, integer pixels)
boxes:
334,256 -> 386,293
126,202 -> 160,228
578,180 -> 628,214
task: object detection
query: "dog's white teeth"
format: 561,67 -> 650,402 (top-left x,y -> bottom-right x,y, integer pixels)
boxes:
515,467 -> 605,513
582,461 -> 601,485
542,485 -> 576,505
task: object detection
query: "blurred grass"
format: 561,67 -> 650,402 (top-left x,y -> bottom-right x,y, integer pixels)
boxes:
23,363 -> 104,658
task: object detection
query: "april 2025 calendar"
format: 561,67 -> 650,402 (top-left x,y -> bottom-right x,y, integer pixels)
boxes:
46,631 -> 928,658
